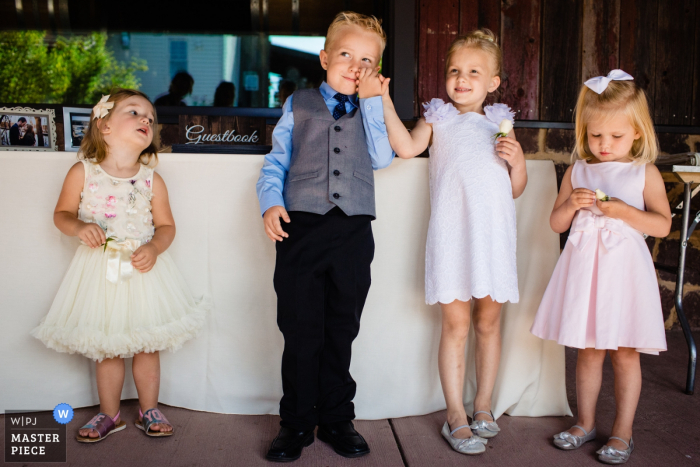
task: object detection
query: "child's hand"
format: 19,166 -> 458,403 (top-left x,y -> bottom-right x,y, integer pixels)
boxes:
263,206 -> 290,242
77,222 -> 106,248
597,197 -> 629,219
357,67 -> 384,99
131,243 -> 158,273
566,188 -> 596,211
495,136 -> 525,169
378,73 -> 391,97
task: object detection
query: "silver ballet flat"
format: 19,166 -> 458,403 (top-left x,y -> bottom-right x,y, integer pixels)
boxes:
553,425 -> 597,450
469,411 -> 500,438
597,437 -> 634,464
441,422 -> 487,455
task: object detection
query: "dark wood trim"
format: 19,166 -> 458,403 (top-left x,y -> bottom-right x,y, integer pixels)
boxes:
171,144 -> 271,154
540,0 -> 582,122
513,122 -> 700,134
389,0 -> 416,119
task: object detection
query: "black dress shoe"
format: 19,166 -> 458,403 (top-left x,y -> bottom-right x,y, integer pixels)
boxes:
266,427 -> 315,462
317,421 -> 370,458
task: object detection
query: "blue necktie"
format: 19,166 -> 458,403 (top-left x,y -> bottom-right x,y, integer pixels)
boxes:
332,93 -> 349,120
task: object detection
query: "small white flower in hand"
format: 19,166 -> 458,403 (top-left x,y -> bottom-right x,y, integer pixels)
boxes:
496,119 -> 513,137
595,189 -> 610,201
93,95 -> 114,120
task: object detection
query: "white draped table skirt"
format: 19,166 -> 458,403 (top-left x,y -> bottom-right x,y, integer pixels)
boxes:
1,152 -> 570,419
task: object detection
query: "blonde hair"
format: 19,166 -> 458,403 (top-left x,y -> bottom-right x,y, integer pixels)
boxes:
79,88 -> 159,166
573,80 -> 657,164
444,29 -> 502,78
324,11 -> 387,54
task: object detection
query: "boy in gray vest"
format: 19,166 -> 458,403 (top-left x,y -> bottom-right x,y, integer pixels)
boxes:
256,11 -> 394,463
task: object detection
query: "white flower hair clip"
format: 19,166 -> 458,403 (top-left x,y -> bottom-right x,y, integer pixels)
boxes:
584,69 -> 634,94
92,95 -> 114,120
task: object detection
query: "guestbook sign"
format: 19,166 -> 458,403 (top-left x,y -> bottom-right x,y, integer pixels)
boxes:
177,115 -> 266,146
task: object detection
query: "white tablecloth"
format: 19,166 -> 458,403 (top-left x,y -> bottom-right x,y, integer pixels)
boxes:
0,152 -> 570,418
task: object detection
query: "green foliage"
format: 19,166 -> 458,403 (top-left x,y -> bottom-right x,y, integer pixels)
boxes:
0,31 -> 51,103
0,31 -> 147,104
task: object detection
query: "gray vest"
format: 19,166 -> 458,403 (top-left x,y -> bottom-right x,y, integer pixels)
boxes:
283,89 -> 376,218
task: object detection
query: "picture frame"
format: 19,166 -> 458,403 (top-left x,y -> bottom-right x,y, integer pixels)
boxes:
0,107 -> 57,151
62,107 -> 92,152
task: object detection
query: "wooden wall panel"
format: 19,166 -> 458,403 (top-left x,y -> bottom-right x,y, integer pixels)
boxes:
417,0 -> 439,108
417,0 -> 459,106
581,0 -> 620,81
459,0 -> 500,36
416,0 -> 699,126
500,0 -> 541,120
437,1 -> 461,103
541,0 -> 582,122
654,0 -> 696,126
459,0 -> 479,33
477,0 -> 501,35
458,0 -> 501,106
619,0 -> 657,116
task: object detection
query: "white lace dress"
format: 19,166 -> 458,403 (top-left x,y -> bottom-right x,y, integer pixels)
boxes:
31,161 -> 208,361
424,100 -> 519,305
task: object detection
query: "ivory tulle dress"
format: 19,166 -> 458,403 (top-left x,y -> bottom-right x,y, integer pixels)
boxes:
31,160 -> 208,361
531,159 -> 667,355
424,99 -> 519,305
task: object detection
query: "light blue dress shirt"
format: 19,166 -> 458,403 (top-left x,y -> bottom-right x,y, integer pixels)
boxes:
256,81 -> 395,216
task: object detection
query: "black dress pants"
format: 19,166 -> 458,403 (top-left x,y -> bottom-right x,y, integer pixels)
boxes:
274,207 -> 374,430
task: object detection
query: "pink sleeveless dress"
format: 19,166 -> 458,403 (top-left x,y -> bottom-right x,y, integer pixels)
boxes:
530,160 -> 667,355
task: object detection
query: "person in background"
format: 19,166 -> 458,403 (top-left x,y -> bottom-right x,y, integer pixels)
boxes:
20,124 -> 36,146
213,81 -> 236,107
277,80 -> 297,107
10,117 -> 26,145
154,71 -> 194,106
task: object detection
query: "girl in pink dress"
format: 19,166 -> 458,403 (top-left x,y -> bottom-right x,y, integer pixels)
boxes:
530,71 -> 671,465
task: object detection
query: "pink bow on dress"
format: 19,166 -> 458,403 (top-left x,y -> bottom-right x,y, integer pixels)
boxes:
568,209 -> 627,251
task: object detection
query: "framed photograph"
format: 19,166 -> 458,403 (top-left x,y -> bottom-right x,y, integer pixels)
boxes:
62,107 -> 92,152
0,107 -> 57,151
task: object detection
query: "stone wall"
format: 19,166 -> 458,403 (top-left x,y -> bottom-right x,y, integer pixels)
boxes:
519,128 -> 700,330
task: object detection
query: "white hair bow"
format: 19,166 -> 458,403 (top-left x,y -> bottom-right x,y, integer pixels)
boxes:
93,95 -> 114,119
584,70 -> 634,94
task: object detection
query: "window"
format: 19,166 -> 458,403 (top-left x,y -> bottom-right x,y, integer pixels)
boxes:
169,40 -> 188,78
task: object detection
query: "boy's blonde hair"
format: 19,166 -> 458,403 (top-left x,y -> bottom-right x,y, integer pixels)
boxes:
444,29 -> 502,78
324,11 -> 386,54
573,80 -> 658,164
79,88 -> 159,166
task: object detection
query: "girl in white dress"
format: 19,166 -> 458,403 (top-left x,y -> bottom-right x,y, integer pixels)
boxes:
32,89 -> 207,442
378,30 -> 526,455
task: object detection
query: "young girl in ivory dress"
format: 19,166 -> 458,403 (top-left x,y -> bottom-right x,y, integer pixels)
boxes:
378,30 -> 527,455
530,71 -> 671,464
31,89 -> 208,442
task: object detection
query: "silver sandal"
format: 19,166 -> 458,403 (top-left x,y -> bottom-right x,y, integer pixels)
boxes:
441,422 -> 487,455
597,436 -> 634,464
469,410 -> 500,438
553,425 -> 597,450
